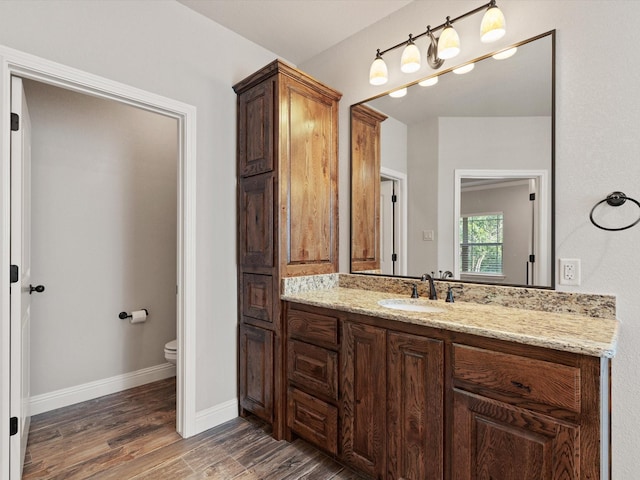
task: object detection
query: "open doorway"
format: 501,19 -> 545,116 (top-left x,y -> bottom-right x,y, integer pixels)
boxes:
23,79 -> 179,414
2,47 -> 197,479
380,167 -> 407,276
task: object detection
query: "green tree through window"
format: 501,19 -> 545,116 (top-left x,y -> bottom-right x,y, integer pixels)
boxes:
460,213 -> 503,274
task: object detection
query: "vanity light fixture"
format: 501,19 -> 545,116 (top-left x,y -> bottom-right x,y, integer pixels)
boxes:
388,87 -> 408,98
437,18 -> 460,60
453,63 -> 475,74
368,1 -> 507,85
492,46 -> 517,60
419,76 -> 439,87
369,49 -> 389,85
480,0 -> 506,43
400,34 -> 421,73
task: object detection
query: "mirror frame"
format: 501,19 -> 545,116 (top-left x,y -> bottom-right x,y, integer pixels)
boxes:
349,30 -> 556,289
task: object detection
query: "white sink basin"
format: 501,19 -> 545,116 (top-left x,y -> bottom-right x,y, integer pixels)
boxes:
377,298 -> 446,313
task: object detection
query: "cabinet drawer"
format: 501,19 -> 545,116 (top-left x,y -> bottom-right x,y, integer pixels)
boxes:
452,344 -> 581,413
288,308 -> 339,349
288,340 -> 338,400
287,387 -> 338,455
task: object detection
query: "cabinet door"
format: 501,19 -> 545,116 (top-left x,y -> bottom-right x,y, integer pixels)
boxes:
280,76 -> 339,276
342,322 -> 386,479
350,104 -> 386,272
239,324 -> 273,422
387,332 -> 444,480
452,389 -> 579,480
237,79 -> 274,177
239,173 -> 274,268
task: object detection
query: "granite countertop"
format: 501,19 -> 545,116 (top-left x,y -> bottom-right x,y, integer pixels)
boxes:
281,287 -> 619,358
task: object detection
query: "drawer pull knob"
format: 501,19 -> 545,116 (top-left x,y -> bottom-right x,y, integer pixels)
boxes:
511,381 -> 531,393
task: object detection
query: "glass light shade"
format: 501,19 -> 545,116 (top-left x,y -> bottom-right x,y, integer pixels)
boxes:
369,56 -> 388,86
437,25 -> 460,60
389,87 -> 407,98
400,42 -> 421,73
453,63 -> 475,74
492,47 -> 517,60
419,76 -> 439,87
480,5 -> 506,43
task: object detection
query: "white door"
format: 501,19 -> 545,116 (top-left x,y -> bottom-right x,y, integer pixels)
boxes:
10,76 -> 33,479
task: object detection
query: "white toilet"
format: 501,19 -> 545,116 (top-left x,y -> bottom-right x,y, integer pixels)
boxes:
164,339 -> 177,365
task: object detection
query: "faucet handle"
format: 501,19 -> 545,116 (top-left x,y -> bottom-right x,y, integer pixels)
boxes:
411,284 -> 419,298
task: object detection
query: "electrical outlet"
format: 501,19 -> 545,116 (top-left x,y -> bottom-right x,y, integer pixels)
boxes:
559,258 -> 581,286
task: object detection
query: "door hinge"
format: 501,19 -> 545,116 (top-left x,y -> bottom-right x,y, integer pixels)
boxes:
391,194 -> 397,203
391,253 -> 397,262
11,113 -> 19,131
10,417 -> 18,436
529,254 -> 536,263
10,265 -> 18,284
529,193 -> 536,201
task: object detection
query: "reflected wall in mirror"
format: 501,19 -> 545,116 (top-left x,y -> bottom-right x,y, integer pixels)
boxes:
350,31 -> 555,287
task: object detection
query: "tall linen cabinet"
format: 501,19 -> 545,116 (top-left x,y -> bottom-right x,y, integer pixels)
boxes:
233,60 -> 341,438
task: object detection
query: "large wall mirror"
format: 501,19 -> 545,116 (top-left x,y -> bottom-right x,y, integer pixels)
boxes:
351,31 -> 555,288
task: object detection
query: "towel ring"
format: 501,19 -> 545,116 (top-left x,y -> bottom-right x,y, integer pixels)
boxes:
589,191 -> 640,231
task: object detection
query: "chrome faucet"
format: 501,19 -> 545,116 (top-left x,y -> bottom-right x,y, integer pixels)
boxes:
421,273 -> 437,300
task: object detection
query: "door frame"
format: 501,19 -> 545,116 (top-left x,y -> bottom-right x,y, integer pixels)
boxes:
0,45 -> 197,478
453,169 -> 550,285
380,167 -> 407,276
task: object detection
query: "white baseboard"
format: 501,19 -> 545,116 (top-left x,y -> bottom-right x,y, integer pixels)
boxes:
194,398 -> 238,435
29,363 -> 177,416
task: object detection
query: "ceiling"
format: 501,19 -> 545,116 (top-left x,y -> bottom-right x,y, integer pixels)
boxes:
177,0 -> 413,65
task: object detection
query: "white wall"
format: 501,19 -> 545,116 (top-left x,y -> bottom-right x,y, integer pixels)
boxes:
300,1 -> 640,475
24,80 -> 177,395
380,115 -> 407,174
437,116 -> 551,278
0,0 -> 279,414
407,118 -> 439,276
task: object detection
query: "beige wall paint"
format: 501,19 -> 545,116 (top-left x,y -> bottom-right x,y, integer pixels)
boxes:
24,80 -> 178,396
300,1 -> 640,475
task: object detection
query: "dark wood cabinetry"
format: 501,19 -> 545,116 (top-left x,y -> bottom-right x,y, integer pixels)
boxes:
450,344 -> 597,479
234,61 -> 340,437
283,301 -> 609,480
342,322 -> 387,478
387,332 -> 444,480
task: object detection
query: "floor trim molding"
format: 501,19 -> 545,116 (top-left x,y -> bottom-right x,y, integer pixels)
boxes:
194,398 -> 238,435
29,364 -> 176,416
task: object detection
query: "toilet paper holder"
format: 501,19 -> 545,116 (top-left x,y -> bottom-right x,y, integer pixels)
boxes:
119,309 -> 149,320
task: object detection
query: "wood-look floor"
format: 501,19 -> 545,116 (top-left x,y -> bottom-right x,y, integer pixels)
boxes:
23,378 -> 363,479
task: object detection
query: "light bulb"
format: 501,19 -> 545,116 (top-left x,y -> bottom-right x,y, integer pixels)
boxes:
369,52 -> 388,86
453,63 -> 475,75
400,39 -> 421,73
389,88 -> 407,98
481,4 -> 506,43
419,77 -> 439,87
437,19 -> 460,60
492,47 -> 517,60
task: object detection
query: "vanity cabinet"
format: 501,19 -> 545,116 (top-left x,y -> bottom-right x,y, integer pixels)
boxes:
450,344 -> 595,480
234,61 -> 341,437
283,301 -> 609,480
286,303 -> 340,454
387,332 -> 444,480
342,322 -> 387,478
